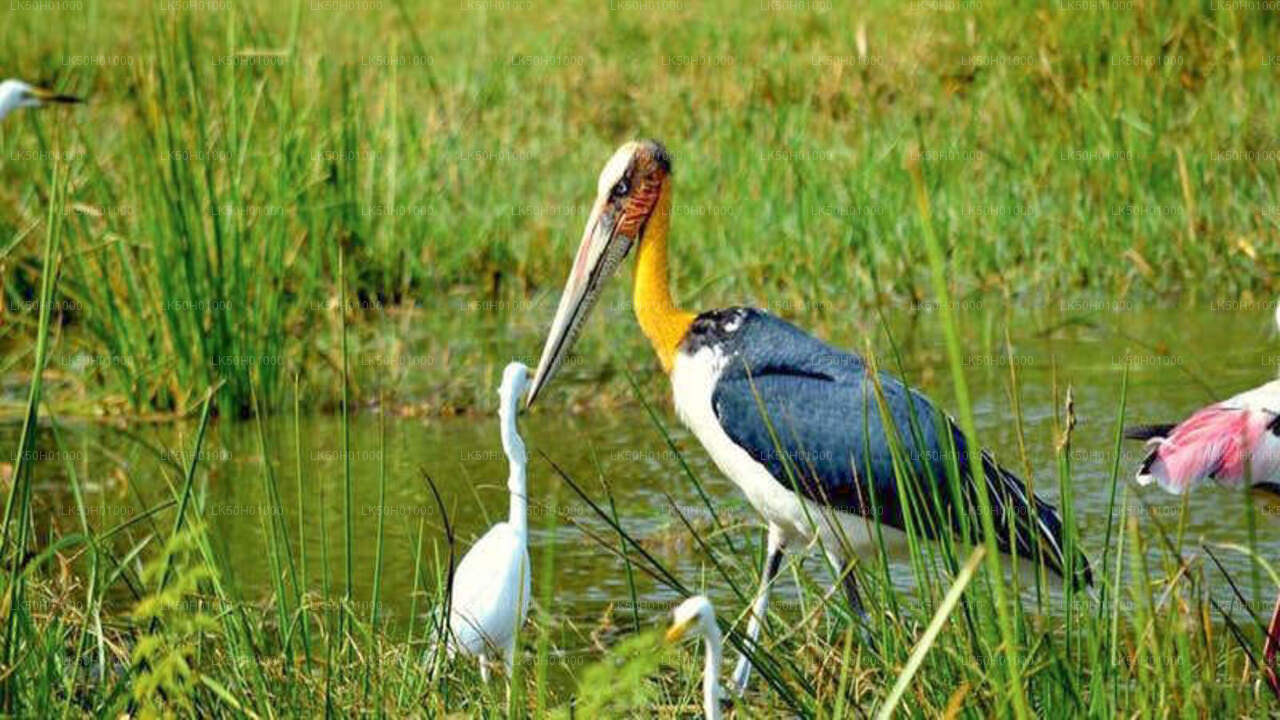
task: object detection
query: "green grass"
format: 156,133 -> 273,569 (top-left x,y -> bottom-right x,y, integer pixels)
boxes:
4,1 -> 1280,717
2,1 -> 1280,416
2,249 -> 1278,717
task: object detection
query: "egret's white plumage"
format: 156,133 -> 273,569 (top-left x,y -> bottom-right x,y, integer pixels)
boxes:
665,595 -> 724,720
0,79 -> 81,122
448,362 -> 532,681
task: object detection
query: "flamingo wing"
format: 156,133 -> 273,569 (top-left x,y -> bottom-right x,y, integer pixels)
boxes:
1135,381 -> 1280,494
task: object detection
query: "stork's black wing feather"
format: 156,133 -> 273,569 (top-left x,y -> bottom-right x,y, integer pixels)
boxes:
691,307 -> 1091,587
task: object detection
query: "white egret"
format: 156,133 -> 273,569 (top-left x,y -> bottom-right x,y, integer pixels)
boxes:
665,595 -> 724,720
0,79 -> 81,122
448,362 -> 532,682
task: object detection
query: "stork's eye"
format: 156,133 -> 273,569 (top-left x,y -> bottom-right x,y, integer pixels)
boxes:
610,178 -> 630,198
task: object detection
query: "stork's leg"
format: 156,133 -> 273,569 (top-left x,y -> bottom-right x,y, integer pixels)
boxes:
826,549 -> 879,653
730,523 -> 786,695
825,550 -> 869,621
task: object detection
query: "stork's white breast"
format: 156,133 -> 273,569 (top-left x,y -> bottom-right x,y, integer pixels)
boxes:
670,345 -> 906,556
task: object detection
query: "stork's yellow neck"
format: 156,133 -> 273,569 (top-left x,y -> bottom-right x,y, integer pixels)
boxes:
633,180 -> 694,374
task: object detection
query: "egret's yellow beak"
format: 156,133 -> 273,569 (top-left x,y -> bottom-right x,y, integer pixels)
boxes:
664,617 -> 693,644
30,86 -> 82,105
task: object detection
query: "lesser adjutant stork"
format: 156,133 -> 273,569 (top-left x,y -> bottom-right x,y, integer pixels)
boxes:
526,140 -> 1092,693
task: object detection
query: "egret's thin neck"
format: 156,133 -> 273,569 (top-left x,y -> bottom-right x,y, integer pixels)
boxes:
633,179 -> 694,374
703,629 -> 722,720
507,464 -> 527,535
500,400 -> 528,535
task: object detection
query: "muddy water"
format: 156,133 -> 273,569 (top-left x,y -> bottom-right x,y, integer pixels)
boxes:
8,301 -> 1280,668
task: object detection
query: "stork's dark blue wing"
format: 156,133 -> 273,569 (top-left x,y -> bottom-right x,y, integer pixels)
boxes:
690,308 -> 1090,586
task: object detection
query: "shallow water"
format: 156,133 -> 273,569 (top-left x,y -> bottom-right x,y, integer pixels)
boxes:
8,301 -> 1280,670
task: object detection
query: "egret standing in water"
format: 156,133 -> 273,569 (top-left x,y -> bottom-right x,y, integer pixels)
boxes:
1125,300 -> 1280,696
0,79 -> 81,122
449,362 -> 532,682
665,595 -> 724,720
526,139 -> 1091,693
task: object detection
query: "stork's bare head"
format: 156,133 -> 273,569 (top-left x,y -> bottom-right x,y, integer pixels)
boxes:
525,139 -> 671,406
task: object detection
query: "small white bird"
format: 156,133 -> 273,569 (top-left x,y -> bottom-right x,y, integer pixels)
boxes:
665,595 -> 724,720
0,79 -> 81,122
448,362 -> 532,682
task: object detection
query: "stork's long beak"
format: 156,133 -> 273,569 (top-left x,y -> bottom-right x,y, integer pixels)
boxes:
526,194 -> 632,407
664,617 -> 693,644
30,86 -> 82,105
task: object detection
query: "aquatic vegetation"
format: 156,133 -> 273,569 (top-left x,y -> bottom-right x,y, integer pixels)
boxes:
3,1 -> 1280,417
2,1 -> 1280,717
